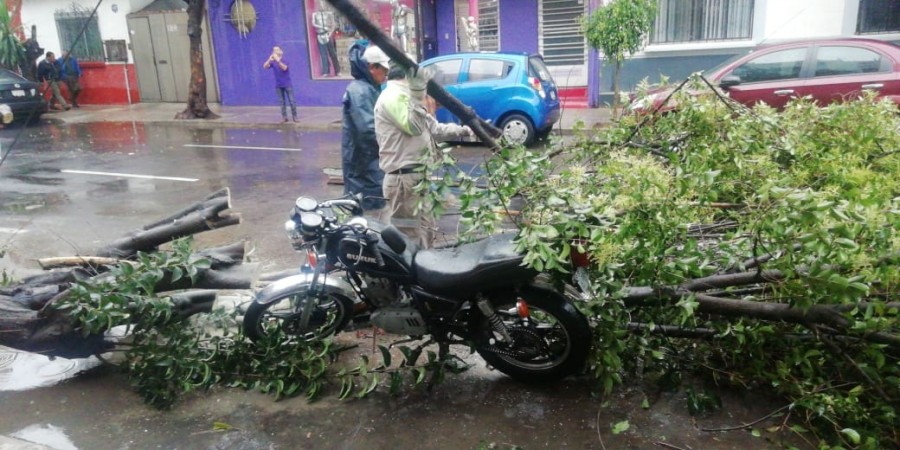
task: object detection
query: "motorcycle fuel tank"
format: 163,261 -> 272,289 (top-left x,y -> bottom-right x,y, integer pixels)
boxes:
337,236 -> 413,281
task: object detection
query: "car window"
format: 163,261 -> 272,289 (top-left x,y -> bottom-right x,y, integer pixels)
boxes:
0,70 -> 25,83
528,56 -> 553,81
466,59 -> 513,83
814,46 -> 885,77
730,48 -> 807,83
430,59 -> 463,86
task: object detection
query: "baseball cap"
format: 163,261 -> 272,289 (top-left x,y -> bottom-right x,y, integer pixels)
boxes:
362,46 -> 390,69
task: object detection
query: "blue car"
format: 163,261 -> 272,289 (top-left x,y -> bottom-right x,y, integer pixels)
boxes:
420,52 -> 560,146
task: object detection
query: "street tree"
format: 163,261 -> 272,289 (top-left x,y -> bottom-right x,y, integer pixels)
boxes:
0,1 -> 25,72
582,0 -> 656,110
176,0 -> 219,120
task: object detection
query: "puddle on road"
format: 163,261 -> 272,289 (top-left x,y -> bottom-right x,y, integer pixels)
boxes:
0,346 -> 100,391
10,424 -> 78,450
0,191 -> 69,213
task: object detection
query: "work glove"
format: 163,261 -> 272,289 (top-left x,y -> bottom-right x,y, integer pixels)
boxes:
406,65 -> 434,100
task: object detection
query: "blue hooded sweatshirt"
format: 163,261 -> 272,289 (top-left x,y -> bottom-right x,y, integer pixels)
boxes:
341,40 -> 385,211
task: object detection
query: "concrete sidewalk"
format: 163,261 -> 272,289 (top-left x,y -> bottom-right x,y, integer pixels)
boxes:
42,102 -> 611,132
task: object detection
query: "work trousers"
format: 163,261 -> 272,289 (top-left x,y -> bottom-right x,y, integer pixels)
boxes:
383,172 -> 435,249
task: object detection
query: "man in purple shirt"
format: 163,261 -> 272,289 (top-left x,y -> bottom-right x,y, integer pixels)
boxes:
263,45 -> 298,122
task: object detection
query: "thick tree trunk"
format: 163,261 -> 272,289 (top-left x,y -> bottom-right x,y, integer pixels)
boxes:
176,0 -> 220,120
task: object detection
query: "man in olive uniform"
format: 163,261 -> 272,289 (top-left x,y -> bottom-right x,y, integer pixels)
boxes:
37,52 -> 70,110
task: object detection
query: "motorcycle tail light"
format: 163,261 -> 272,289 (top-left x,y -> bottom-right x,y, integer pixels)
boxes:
516,299 -> 529,319
306,249 -> 318,268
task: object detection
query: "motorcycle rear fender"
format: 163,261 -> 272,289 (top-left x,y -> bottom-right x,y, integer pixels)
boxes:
254,273 -> 357,305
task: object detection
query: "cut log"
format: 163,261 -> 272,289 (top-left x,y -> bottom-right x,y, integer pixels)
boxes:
96,188 -> 240,258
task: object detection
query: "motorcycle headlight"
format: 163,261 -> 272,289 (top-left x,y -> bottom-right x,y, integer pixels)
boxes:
299,212 -> 323,236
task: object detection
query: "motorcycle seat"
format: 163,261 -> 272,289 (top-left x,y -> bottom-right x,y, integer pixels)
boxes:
413,232 -> 535,295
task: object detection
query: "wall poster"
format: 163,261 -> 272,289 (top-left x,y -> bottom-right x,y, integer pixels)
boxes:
305,0 -> 420,80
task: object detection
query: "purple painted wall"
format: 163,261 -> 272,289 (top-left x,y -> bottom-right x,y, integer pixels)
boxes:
498,0 -> 538,53
208,0 -> 348,107
435,0 -> 457,55
207,0 -> 551,107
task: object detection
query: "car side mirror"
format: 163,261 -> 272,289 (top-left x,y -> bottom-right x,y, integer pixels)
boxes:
719,75 -> 741,89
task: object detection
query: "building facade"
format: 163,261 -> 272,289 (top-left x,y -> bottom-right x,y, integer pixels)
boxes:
11,0 -> 900,108
600,0 -> 900,103
15,0 -> 149,105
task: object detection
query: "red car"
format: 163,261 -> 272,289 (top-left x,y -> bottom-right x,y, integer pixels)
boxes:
630,38 -> 900,113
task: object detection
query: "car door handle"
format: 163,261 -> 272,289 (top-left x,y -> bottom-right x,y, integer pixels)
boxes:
773,89 -> 795,96
861,83 -> 884,90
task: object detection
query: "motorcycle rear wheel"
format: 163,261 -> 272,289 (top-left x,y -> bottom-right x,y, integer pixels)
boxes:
243,290 -> 354,343
473,281 -> 590,383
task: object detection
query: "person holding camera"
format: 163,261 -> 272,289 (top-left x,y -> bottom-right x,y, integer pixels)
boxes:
262,45 -> 297,123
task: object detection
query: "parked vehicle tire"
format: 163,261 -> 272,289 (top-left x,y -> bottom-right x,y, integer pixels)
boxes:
242,289 -> 354,343
473,281 -> 591,383
500,114 -> 535,147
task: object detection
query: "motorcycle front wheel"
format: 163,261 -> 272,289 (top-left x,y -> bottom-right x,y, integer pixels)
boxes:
242,289 -> 354,343
473,281 -> 591,383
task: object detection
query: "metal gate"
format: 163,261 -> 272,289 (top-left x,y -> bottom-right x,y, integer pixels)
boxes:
127,12 -> 219,103
539,0 -> 587,86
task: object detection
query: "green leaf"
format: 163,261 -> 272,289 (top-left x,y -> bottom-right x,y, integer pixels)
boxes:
212,422 -> 233,431
611,420 -> 630,435
378,345 -> 392,368
840,428 -> 860,444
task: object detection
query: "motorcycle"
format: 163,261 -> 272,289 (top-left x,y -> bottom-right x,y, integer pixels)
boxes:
242,194 -> 591,382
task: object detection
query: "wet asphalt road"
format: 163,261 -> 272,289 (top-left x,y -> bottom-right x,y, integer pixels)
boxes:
0,121 -> 799,449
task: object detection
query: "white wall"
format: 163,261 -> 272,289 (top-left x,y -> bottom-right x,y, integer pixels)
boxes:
759,0 -> 849,41
20,0 -> 157,63
643,0 -> 899,56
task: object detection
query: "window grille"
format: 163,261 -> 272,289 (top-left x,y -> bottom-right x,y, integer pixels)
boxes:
652,0 -> 754,44
54,8 -> 105,62
478,0 -> 499,52
857,0 -> 900,34
539,0 -> 586,66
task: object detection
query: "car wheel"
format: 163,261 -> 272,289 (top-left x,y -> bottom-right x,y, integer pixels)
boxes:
500,114 -> 535,147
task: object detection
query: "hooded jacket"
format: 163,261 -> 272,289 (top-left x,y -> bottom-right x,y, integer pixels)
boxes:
341,40 -> 386,211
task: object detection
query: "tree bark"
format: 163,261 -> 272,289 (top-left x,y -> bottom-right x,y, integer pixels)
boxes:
95,188 -> 239,258
176,0 -> 220,120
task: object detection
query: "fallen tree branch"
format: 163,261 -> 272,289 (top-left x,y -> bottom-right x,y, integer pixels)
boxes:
96,189 -> 240,258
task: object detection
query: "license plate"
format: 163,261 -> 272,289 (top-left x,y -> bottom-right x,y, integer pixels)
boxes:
11,90 -> 25,97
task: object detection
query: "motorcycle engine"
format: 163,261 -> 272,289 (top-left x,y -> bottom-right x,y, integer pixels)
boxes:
357,274 -> 426,335
357,273 -> 402,308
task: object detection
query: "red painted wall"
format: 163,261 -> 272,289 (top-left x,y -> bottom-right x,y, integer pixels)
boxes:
50,62 -> 141,106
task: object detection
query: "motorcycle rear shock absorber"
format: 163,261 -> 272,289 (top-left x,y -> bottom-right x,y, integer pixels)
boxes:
476,296 -> 513,343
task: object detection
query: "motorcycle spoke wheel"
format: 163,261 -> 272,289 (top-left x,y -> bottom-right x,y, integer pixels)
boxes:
243,292 -> 353,343
474,283 -> 590,383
